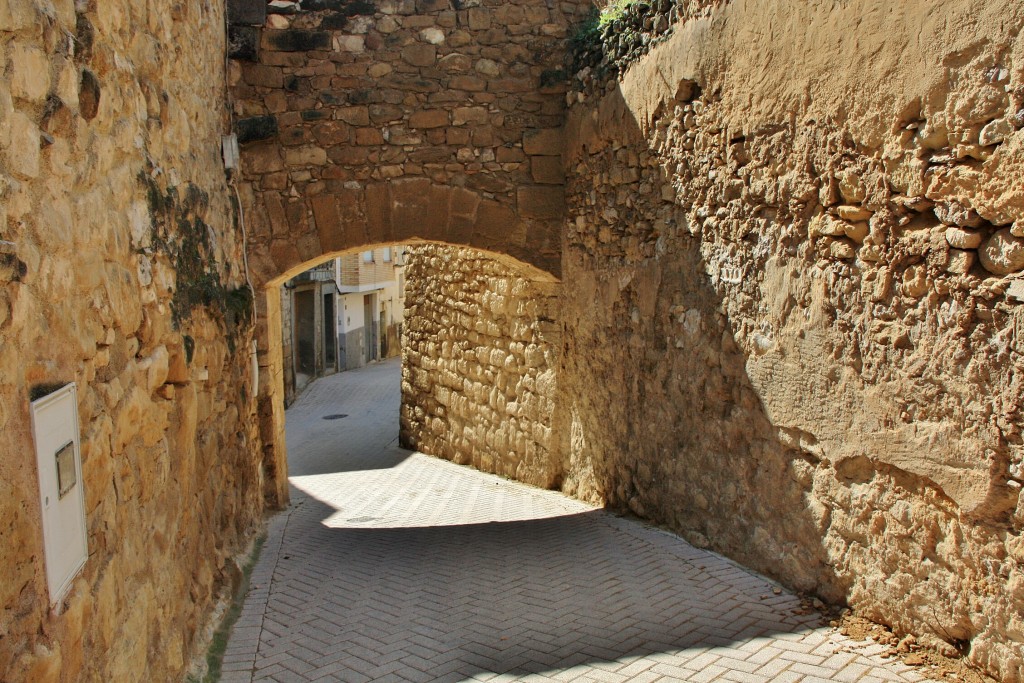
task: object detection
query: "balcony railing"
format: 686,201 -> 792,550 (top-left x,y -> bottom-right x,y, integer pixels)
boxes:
292,262 -> 335,284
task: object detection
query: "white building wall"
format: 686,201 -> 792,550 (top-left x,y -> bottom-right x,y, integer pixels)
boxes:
339,292 -> 365,334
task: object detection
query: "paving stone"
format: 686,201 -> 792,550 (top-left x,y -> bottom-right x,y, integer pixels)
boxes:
221,360 -> 936,683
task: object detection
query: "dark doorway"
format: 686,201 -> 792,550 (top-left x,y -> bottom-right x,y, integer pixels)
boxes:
363,294 -> 376,364
324,293 -> 336,371
294,289 -> 316,381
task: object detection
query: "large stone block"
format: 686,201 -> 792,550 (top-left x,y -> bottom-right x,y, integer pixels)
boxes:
228,26 -> 260,61
401,44 -> 437,67
235,115 -> 278,144
283,145 -> 327,166
263,30 -> 332,52
270,239 -> 302,274
517,186 -> 564,219
467,7 -> 490,29
310,194 -> 346,252
311,121 -> 350,146
416,0 -> 450,12
365,183 -> 393,242
336,106 -> 370,126
409,109 -> 449,129
450,187 -> 480,222
474,199 -> 521,246
262,191 -> 288,238
487,78 -> 533,93
245,142 -> 284,173
530,155 -> 564,184
6,111 -> 39,179
523,128 -> 564,156
227,0 -> 266,26
243,64 -> 284,88
979,229 -> 1024,275
0,0 -> 36,30
9,43 -> 50,103
390,178 -> 449,239
452,106 -> 488,125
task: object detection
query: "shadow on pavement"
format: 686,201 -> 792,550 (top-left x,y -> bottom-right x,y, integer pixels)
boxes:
268,362 -> 831,682
284,359 -> 412,476
256,494 -> 822,682
286,435 -> 414,475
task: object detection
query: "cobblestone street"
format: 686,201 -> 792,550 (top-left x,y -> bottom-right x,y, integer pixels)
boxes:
220,359 -> 932,683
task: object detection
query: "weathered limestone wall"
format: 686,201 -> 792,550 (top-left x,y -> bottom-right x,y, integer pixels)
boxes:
401,244 -> 562,488
232,0 -> 588,281
0,1 -> 263,680
561,1 -> 1024,680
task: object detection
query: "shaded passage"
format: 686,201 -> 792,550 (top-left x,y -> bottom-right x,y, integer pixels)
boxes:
221,359 -> 932,682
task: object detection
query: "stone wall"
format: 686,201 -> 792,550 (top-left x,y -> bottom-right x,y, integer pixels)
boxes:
0,1 -> 263,680
4,0 -> 1023,681
231,0 -> 587,505
401,244 -> 562,488
560,1 -> 1024,680
232,0 -> 589,281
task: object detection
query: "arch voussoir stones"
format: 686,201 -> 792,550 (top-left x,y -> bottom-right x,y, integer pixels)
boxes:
250,178 -> 562,287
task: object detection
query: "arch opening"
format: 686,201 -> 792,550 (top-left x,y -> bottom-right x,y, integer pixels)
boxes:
244,176 -> 565,298
256,241 -> 565,508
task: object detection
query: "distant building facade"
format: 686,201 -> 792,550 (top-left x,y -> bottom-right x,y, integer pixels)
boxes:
280,246 -> 407,405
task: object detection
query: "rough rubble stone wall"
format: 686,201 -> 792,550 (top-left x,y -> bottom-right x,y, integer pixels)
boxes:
400,244 -> 562,488
232,0 -> 591,282
0,1 -> 263,681
561,1 -> 1024,680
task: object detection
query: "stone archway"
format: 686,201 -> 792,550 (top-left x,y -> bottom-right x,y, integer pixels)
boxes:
247,177 -> 564,286
225,0 -> 587,504
252,232 -> 562,508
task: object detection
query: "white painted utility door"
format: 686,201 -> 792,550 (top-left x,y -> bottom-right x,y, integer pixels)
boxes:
31,383 -> 88,608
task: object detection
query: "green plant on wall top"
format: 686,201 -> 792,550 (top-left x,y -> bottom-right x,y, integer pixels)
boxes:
597,0 -> 635,24
569,0 -> 681,84
569,7 -> 603,74
570,1 -> 639,76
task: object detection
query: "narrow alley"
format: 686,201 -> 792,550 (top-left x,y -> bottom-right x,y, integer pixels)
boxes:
219,359 -> 932,683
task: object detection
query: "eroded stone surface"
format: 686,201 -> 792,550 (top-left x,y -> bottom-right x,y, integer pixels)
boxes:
561,2 -> 1024,681
0,3 -> 263,681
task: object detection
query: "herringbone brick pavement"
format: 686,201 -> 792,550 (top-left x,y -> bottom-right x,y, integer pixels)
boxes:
220,359 -> 934,683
